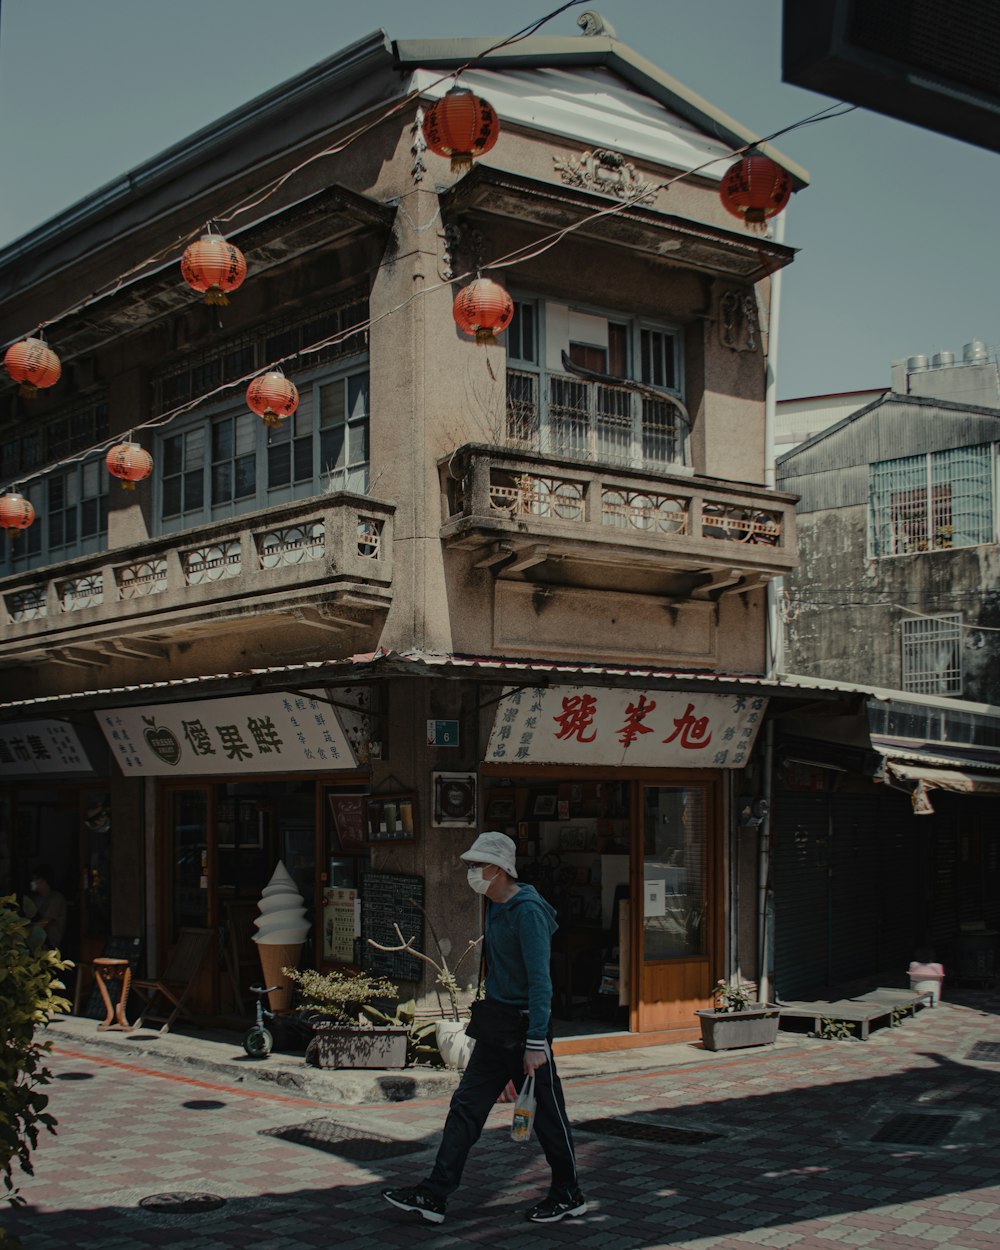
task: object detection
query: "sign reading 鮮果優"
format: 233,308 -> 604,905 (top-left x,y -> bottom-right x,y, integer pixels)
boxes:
485,686 -> 767,768
97,690 -> 356,777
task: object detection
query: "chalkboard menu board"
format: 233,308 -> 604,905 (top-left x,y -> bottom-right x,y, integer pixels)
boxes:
361,872 -> 425,983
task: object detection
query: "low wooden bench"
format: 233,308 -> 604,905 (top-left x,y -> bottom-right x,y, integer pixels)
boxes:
851,986 -> 933,1018
778,998 -> 895,1040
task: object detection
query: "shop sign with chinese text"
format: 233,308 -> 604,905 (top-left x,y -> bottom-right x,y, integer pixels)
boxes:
0,720 -> 97,776
97,690 -> 356,776
485,686 -> 767,768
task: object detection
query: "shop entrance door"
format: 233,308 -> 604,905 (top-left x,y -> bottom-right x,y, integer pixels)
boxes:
633,782 -> 718,1031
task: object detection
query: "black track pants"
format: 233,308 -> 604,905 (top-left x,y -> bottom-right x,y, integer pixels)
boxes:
422,1037 -> 578,1200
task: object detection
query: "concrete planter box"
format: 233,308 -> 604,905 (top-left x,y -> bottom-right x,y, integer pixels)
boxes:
304,1025 -> 409,1069
695,1005 -> 780,1052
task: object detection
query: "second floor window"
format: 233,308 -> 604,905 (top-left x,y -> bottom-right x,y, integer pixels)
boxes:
505,298 -> 687,470
870,444 -> 995,556
0,456 -> 108,576
159,363 -> 369,531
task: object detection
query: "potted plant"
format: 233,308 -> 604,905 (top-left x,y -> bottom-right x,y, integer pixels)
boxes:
283,966 -> 409,1069
695,979 -> 780,1052
368,905 -> 482,1071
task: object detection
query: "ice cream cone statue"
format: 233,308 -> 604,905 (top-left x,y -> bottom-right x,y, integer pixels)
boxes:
253,861 -> 311,1012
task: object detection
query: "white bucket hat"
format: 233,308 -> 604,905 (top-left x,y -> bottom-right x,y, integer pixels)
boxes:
460,830 -> 518,878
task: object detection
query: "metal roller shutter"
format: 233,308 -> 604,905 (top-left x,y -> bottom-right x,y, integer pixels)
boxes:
773,792 -> 831,999
830,794 -> 881,985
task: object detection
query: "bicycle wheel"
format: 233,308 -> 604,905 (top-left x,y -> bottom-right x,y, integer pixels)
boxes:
243,1025 -> 273,1058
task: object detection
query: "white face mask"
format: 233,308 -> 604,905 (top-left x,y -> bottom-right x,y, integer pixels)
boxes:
467,865 -> 492,895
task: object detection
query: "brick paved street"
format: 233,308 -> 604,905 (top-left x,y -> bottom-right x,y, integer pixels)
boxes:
7,992 -> 1000,1249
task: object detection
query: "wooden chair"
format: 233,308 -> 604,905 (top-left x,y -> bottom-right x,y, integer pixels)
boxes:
130,927 -> 215,1033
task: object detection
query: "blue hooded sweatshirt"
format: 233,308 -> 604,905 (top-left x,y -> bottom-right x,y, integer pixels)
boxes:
484,884 -> 558,1050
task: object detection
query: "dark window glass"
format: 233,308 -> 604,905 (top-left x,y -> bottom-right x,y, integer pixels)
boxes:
212,463 -> 232,505
293,439 -> 313,482
163,435 -> 183,477
234,454 -> 256,499
163,477 -> 181,517
183,472 -> 203,512
268,442 -> 291,487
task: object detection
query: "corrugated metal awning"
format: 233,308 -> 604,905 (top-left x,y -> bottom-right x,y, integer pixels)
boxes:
884,759 -> 1000,794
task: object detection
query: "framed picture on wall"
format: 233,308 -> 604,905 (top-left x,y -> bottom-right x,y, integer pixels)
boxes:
528,792 -> 558,819
433,772 -> 477,827
486,796 -> 516,823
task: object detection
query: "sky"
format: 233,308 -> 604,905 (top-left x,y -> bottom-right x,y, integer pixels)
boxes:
0,0 -> 997,399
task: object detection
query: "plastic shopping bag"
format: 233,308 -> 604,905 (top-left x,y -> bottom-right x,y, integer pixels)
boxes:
511,1073 -> 536,1144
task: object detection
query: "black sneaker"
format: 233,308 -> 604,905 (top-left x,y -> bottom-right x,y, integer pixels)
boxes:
525,1187 -> 587,1223
382,1186 -> 446,1224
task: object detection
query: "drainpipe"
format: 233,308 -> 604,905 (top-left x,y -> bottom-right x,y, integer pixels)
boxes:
757,720 -> 775,1002
764,212 -> 785,678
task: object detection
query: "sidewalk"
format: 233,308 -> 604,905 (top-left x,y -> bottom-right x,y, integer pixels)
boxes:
13,987 -> 1000,1249
46,1009 -> 809,1102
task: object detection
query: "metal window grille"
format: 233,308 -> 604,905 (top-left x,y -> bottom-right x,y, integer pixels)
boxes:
901,614 -> 962,696
152,289 -> 368,415
871,445 -> 994,556
503,300 -> 686,470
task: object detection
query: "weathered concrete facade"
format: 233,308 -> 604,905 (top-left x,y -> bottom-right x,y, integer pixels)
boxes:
778,391 -> 1000,704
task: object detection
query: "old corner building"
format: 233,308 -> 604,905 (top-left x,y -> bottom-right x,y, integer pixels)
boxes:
0,22 -> 927,1050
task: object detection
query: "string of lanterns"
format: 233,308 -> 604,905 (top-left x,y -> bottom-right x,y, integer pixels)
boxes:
0,77 -> 798,539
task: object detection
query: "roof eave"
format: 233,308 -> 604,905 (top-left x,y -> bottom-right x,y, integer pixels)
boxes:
393,35 -> 810,190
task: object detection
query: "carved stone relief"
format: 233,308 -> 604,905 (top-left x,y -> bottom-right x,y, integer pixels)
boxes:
719,289 -> 758,353
553,148 -> 656,205
441,219 -> 488,281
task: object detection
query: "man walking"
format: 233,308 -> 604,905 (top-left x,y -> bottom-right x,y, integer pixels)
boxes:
383,830 -> 585,1225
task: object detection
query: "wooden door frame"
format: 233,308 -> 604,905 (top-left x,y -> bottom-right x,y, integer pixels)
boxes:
629,774 -> 723,1032
480,763 -> 725,1031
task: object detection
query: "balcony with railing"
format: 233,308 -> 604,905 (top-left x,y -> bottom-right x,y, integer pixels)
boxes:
0,493 -> 394,664
440,444 -> 797,600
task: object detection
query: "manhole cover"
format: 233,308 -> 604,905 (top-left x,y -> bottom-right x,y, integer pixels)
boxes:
260,1118 -> 427,1160
967,1041 -> 1000,1062
576,1117 -> 720,1145
55,1072 -> 94,1081
139,1192 -> 227,1214
871,1113 -> 960,1146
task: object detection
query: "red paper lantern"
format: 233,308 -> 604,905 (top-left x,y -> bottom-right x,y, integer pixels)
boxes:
180,234 -> 247,305
4,337 -> 61,397
720,151 -> 791,227
246,372 -> 299,428
106,441 -> 153,490
0,491 -> 35,536
453,277 -> 514,345
422,86 -> 500,172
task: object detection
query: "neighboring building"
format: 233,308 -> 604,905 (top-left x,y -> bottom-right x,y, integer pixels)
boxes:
775,387 -> 885,455
0,25 -> 813,1044
776,338 -> 1000,456
770,348 -> 1000,999
777,350 -> 1000,702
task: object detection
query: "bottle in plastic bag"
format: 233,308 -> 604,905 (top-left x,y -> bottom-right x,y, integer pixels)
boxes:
511,1073 -> 536,1143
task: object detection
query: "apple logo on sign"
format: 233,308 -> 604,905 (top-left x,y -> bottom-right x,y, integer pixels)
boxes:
141,715 -> 181,766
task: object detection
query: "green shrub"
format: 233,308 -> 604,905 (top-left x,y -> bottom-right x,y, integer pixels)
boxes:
1,894 -> 71,1219
282,966 -> 398,1026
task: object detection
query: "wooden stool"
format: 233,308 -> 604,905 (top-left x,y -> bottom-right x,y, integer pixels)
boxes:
93,958 -> 133,1031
